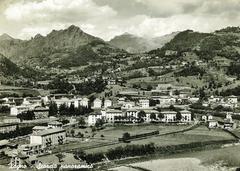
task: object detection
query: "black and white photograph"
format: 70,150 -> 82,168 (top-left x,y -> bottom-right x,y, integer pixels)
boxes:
0,0 -> 240,170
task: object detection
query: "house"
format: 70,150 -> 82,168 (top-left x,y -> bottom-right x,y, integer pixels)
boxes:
125,109 -> 138,118
157,96 -> 176,107
80,98 -> 89,107
10,106 -> 31,116
208,120 -> 218,129
33,106 -> 49,119
227,95 -> 238,104
143,109 -> 159,122
18,144 -> 44,156
180,110 -> 192,122
121,101 -> 135,109
30,128 -> 66,148
104,99 -> 112,108
32,126 -> 48,134
0,123 -> 18,133
93,98 -> 102,109
161,111 -> 177,123
139,99 -> 149,108
202,114 -> 213,122
88,113 -> 102,126
48,121 -> 63,129
102,109 -> 123,123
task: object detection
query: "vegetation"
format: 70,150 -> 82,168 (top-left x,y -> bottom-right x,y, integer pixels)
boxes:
17,111 -> 35,121
0,126 -> 33,140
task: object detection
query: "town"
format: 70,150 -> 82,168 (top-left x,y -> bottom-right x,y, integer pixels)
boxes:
0,80 -> 240,170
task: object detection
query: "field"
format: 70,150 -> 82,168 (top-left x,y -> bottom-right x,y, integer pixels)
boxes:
0,85 -> 40,97
66,124 -> 236,154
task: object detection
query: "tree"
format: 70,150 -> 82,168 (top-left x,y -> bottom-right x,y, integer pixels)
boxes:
137,111 -> 146,122
56,153 -> 65,163
122,132 -> 131,141
158,113 -> 164,120
176,111 -> 182,121
70,129 -> 75,137
17,111 -> 35,121
95,118 -> 104,128
169,105 -> 175,111
59,103 -> 68,116
49,101 -> 58,116
69,103 -> 75,115
150,113 -> 156,121
78,117 -> 86,127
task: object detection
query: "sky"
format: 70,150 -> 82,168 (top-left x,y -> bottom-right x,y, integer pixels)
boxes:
0,0 -> 239,40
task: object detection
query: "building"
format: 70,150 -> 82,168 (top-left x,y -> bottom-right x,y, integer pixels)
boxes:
93,98 -> 102,109
80,98 -> 89,107
3,116 -> 21,124
33,106 -> 49,119
208,120 -> 218,128
0,123 -> 18,133
139,99 -> 149,108
32,126 -> 48,134
121,102 -> 135,109
30,128 -> 66,148
102,109 -> 123,123
180,110 -> 192,122
19,144 -> 44,156
161,111 -> 177,123
48,121 -> 63,129
10,106 -> 31,116
227,95 -> 238,103
88,113 -> 102,126
104,99 -> 112,108
143,109 -> 159,122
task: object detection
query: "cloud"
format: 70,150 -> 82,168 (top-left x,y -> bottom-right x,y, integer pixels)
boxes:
1,0 -> 240,40
4,0 -> 116,23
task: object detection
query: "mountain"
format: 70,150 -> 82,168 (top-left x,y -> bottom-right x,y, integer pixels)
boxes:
149,28 -> 240,61
108,32 -> 178,53
0,33 -> 14,41
0,53 -> 20,77
0,25 -> 126,68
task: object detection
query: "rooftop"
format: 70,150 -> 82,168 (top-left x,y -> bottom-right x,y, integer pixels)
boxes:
32,128 -> 65,136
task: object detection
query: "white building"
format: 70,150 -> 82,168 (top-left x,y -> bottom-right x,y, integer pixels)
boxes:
88,113 -> 102,126
93,98 -> 102,109
139,99 -> 149,108
80,98 -> 89,107
10,106 -> 32,116
30,128 -> 66,148
102,109 -> 123,123
48,121 -> 63,129
227,95 -> 238,104
104,99 -> 112,108
161,111 -> 177,123
180,110 -> 192,122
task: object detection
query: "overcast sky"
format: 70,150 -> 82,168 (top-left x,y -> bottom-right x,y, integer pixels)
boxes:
0,0 -> 239,40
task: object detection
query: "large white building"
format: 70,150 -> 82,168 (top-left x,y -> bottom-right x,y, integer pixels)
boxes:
102,109 -> 123,123
30,128 -> 66,148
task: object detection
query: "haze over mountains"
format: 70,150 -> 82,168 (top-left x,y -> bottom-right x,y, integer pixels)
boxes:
109,32 -> 179,53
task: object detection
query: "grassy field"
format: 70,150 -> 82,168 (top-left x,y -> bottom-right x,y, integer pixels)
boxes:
0,85 -> 40,97
82,124 -> 235,153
